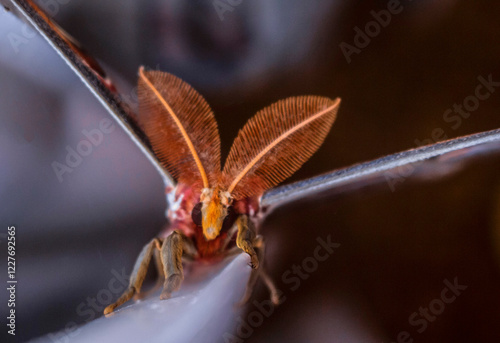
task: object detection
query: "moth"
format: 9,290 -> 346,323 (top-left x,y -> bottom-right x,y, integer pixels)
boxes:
104,67 -> 341,314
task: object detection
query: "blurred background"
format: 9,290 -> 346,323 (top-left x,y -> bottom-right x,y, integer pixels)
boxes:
1,0 -> 500,341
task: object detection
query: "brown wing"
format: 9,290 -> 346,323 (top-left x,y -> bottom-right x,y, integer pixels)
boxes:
222,96 -> 340,200
137,67 -> 221,190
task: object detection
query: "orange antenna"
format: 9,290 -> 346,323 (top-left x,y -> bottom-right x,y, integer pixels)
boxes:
223,96 -> 340,199
137,67 -> 221,189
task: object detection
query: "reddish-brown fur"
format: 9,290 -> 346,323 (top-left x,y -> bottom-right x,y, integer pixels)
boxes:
161,184 -> 259,259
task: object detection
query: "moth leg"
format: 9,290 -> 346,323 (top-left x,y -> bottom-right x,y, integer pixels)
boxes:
220,223 -> 239,251
159,230 -> 196,300
238,236 -> 280,306
154,247 -> 165,279
104,238 -> 162,314
235,215 -> 259,269
133,247 -> 164,300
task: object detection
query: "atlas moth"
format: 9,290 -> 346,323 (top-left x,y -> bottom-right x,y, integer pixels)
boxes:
104,66 -> 340,314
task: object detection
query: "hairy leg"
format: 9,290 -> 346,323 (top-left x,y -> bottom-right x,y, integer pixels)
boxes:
229,215 -> 280,305
133,247 -> 165,300
235,215 -> 259,269
104,238 -> 161,314
159,230 -> 197,300
237,235 -> 280,305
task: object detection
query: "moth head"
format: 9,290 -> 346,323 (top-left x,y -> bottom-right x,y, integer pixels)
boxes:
138,68 -> 340,237
197,187 -> 232,240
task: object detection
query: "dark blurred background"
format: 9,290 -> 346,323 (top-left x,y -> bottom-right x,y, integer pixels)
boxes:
1,0 -> 500,342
